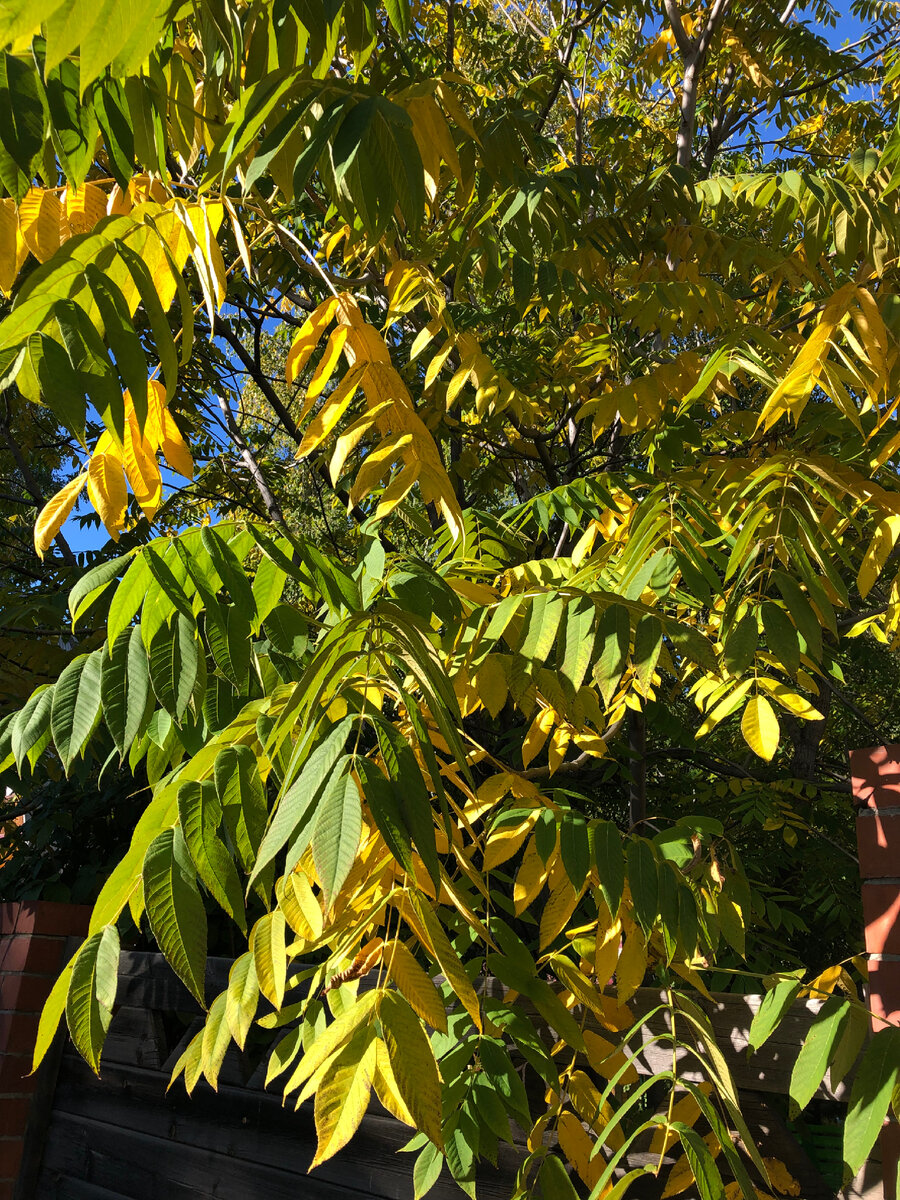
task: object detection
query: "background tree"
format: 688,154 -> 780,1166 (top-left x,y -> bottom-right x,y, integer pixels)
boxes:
0,0 -> 899,1196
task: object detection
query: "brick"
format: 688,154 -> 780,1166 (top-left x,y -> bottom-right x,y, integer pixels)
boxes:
857,811 -> 900,878
0,1097 -> 32,1136
0,973 -> 56,1013
0,1010 -> 40,1054
850,745 -> 900,810
0,934 -> 65,976
0,904 -> 19,937
863,883 -> 900,956
868,960 -> 900,1030
0,1181 -> 15,1200
7,901 -> 91,938
0,1055 -> 35,1092
0,1140 -> 23,1177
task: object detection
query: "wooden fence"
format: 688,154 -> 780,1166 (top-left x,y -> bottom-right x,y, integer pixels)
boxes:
16,952 -> 883,1200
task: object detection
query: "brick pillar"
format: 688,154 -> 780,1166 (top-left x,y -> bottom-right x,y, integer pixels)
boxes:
850,746 -> 900,1200
0,901 -> 89,1200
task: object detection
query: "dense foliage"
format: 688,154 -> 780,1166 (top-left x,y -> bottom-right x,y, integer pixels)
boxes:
1,0 -> 900,1195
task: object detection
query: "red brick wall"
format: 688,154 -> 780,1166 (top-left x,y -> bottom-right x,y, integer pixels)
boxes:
850,746 -> 900,1200
0,901 -> 89,1200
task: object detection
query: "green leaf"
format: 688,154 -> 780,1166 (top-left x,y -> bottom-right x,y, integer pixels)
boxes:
251,909 -> 287,1009
762,601 -> 801,677
626,837 -> 658,934
224,951 -> 258,1050
592,820 -> 624,916
149,613 -> 199,721
43,57 -> 98,185
107,552 -> 151,645
101,626 -> 152,758
96,79 -> 135,187
538,1154 -> 579,1200
560,815 -> 590,890
11,686 -> 53,772
844,1027 -> 900,1177
413,1142 -> 443,1200
0,52 -> 43,192
789,995 -> 850,1117
383,0 -> 411,36
204,601 -> 251,691
51,651 -> 103,771
32,948 -> 78,1074
178,780 -> 247,933
251,717 -> 353,884
357,756 -> 415,875
85,264 -> 149,429
214,745 -> 267,875
142,826 -> 208,1007
66,925 -> 119,1075
54,299 -> 125,444
830,1001 -> 870,1089
201,526 -> 257,619
561,596 -> 595,690
632,614 -> 663,693
675,1124 -> 726,1200
69,553 -> 129,628
115,237 -> 178,399
594,603 -> 630,706
29,332 -> 88,445
748,977 -> 802,1053
723,611 -> 758,676
376,719 -> 440,890
252,554 -> 289,627
312,769 -> 362,908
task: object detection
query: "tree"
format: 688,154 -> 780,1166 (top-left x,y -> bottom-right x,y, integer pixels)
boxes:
1,0 -> 900,1193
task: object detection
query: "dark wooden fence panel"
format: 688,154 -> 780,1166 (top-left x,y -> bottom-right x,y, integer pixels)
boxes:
23,954 -> 879,1200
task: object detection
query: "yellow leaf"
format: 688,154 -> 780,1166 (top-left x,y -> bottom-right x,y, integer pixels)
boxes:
289,872 -> 323,939
161,409 -> 195,479
540,878 -> 580,949
584,1030 -> 638,1086
484,813 -> 537,871
755,679 -> 823,721
649,1086 -> 710,1154
594,912 -> 622,985
523,706 -> 555,769
305,324 -> 350,403
762,1157 -> 800,1196
87,452 -> 128,539
514,839 -> 548,915
0,197 -> 27,294
386,940 -> 448,1032
63,183 -> 108,237
34,473 -> 88,557
379,991 -> 443,1148
284,989 -> 380,1097
616,922 -> 647,1003
410,894 -> 481,1030
857,513 -> 900,600
250,910 -> 287,1010
297,363 -> 366,458
569,1070 -> 623,1147
741,695 -> 779,761
18,188 -> 62,263
557,1110 -> 603,1188
312,1024 -> 377,1166
800,963 -> 842,999
475,654 -> 508,720
372,1035 -> 414,1125
286,297 -> 339,385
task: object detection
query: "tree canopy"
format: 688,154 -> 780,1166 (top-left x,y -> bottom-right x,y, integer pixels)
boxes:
2,0 -> 900,1195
